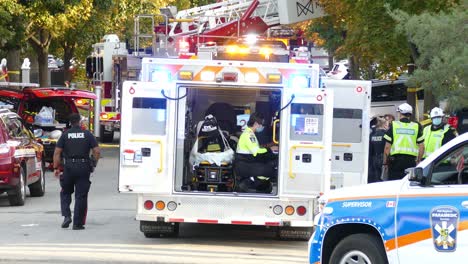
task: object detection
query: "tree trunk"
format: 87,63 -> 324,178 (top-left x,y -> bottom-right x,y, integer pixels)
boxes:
28,29 -> 51,87
328,51 -> 334,71
37,48 -> 49,87
6,49 -> 21,83
349,56 -> 359,80
406,61 -> 417,121
63,45 -> 75,82
424,89 -> 436,115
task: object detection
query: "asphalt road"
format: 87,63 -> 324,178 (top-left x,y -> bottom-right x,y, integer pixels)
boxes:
0,146 -> 308,264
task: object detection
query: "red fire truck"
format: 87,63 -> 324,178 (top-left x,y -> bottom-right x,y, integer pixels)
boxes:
86,0 -> 325,142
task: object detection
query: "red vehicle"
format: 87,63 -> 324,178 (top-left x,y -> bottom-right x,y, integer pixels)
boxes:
0,109 -> 45,206
0,87 -> 97,165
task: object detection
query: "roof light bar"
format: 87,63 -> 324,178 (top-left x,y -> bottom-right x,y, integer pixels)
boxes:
267,73 -> 282,84
200,71 -> 215,81
244,72 -> 259,83
178,71 -> 193,80
222,72 -> 238,82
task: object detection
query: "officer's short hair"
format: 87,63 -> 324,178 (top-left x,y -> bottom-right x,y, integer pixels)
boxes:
247,112 -> 264,127
69,113 -> 81,125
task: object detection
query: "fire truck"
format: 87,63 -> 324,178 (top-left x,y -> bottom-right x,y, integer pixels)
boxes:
87,0 -> 324,142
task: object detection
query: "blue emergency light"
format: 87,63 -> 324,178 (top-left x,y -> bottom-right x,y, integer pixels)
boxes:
289,74 -> 310,89
151,69 -> 172,83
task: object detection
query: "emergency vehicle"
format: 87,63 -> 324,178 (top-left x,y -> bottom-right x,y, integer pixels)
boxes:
309,133 -> 468,263
118,56 -> 371,239
87,0 -> 325,142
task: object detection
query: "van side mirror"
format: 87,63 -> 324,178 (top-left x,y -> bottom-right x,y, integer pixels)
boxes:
408,167 -> 424,182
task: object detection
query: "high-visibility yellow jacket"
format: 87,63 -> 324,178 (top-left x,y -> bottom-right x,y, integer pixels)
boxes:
236,127 -> 267,157
423,124 -> 450,158
385,121 -> 420,156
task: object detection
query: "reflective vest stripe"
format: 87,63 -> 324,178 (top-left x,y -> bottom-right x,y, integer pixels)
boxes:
423,125 -> 450,158
390,121 -> 419,156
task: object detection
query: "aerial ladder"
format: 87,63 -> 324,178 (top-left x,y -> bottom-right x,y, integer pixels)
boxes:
139,0 -> 323,58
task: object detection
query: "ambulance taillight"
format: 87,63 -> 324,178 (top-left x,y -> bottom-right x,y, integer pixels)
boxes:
297,206 -> 307,216
144,200 -> 153,210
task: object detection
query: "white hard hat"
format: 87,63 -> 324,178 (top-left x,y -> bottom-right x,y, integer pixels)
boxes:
430,107 -> 444,118
397,103 -> 413,114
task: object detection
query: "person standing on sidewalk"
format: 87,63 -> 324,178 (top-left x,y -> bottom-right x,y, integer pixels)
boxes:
53,113 -> 100,230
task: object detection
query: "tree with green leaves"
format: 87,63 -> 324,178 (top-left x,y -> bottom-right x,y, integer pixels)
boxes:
394,6 -> 468,111
307,0 -> 460,79
0,0 -> 25,82
21,0 -> 93,86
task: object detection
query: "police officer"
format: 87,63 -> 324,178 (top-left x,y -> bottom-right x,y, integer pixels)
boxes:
368,116 -> 387,183
53,113 -> 100,230
383,103 -> 424,180
423,107 -> 458,158
235,112 -> 278,192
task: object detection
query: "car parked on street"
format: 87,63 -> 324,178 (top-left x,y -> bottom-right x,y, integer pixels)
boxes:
0,109 -> 45,206
0,87 -> 97,166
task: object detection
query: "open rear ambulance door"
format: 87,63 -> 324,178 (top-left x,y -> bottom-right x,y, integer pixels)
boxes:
279,87 -> 334,197
118,81 -> 175,193
323,79 -> 371,188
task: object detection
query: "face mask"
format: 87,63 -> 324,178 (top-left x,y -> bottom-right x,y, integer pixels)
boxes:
256,125 -> 264,133
432,117 -> 442,126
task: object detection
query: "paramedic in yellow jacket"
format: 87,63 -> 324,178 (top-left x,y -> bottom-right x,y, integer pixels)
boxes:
423,107 -> 458,159
235,112 -> 278,192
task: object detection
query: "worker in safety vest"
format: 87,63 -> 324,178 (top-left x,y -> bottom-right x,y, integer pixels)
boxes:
423,107 -> 458,158
383,103 -> 424,181
235,112 -> 278,193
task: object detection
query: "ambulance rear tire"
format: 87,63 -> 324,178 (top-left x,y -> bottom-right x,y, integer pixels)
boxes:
100,125 -> 114,143
329,233 -> 387,264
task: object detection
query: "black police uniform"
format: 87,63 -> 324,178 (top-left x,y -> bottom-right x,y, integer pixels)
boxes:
56,125 -> 98,227
368,128 -> 386,183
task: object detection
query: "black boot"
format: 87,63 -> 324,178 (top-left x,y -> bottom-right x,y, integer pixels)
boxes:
72,225 -> 85,230
61,216 -> 72,228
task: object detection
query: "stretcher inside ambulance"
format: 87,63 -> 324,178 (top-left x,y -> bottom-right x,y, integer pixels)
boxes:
176,86 -> 289,194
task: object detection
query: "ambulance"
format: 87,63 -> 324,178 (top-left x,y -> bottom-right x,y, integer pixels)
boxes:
118,58 -> 371,239
309,133 -> 468,263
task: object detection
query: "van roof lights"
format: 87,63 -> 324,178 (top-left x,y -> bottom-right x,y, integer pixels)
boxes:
289,74 -> 310,89
267,73 -> 282,84
244,72 -> 259,83
222,72 -> 238,82
226,45 -> 238,54
151,70 -> 171,83
178,71 -> 193,80
200,71 -> 216,81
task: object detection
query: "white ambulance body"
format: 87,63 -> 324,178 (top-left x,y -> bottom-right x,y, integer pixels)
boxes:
309,133 -> 468,263
118,58 -> 370,239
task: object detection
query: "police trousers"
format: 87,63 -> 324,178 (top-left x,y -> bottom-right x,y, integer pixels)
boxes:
60,161 -> 91,226
368,154 -> 383,183
388,154 -> 416,181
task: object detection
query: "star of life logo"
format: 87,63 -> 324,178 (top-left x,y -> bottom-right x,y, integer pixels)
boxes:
430,206 -> 459,252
